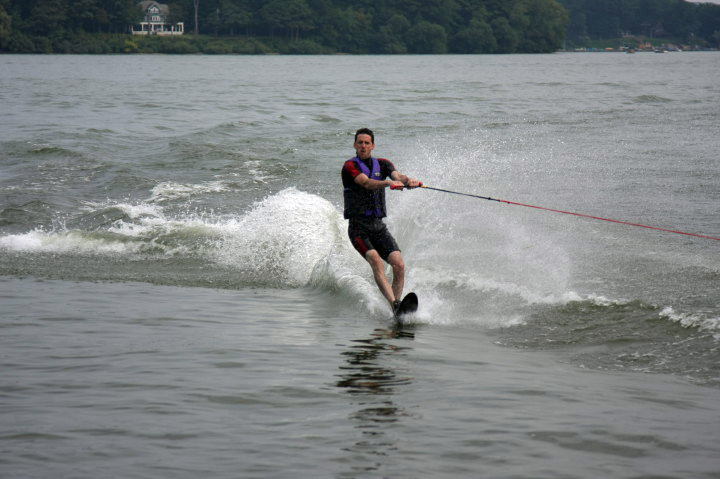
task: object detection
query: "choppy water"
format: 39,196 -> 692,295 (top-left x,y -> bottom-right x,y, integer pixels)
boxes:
1,53 -> 719,478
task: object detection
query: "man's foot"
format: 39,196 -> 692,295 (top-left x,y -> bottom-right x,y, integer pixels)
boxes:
392,299 -> 401,314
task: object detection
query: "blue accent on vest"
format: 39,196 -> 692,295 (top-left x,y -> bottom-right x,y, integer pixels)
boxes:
353,156 -> 381,182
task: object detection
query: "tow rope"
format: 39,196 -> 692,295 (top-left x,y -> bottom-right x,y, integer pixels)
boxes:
421,185 -> 720,242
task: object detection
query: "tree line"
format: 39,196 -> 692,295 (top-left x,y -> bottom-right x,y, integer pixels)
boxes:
558,0 -> 720,47
186,0 -> 570,53
0,0 -> 718,54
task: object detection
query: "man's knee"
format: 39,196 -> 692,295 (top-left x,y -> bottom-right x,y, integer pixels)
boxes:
365,250 -> 384,269
388,251 -> 405,273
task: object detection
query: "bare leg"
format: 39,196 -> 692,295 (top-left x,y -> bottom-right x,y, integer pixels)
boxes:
365,250 -> 397,308
387,250 -> 405,303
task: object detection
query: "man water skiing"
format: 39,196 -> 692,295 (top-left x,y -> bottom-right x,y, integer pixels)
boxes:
341,128 -> 422,314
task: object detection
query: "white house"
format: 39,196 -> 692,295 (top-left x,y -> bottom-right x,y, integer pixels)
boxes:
131,1 -> 184,35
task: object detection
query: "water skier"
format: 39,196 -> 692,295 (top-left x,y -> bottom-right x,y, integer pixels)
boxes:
341,128 -> 422,314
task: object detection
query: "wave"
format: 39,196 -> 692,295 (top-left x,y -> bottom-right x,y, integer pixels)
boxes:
212,188 -> 349,287
0,184 -> 550,320
0,229 -> 144,255
660,306 -> 720,336
490,295 -> 720,386
632,94 -> 673,104
26,144 -> 86,158
0,187 -> 382,308
1,186 -> 719,336
149,181 -> 230,202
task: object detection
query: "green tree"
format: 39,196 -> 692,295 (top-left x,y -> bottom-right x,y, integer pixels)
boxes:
375,13 -> 410,53
697,3 -> 720,46
515,0 -> 568,52
285,0 -> 312,41
320,6 -> 373,53
205,3 -> 221,36
0,4 -> 10,49
260,0 -> 286,38
491,16 -> 520,52
419,0 -> 461,30
664,1 -> 699,40
450,17 -> 497,53
566,10 -> 588,42
30,0 -> 67,36
406,20 -> 447,53
222,1 -> 252,36
165,1 -> 186,29
101,0 -> 142,33
67,0 -> 98,32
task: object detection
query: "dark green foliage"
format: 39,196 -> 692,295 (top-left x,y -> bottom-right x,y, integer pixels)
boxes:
0,0 -> 717,54
557,0 -> 720,48
406,21 -> 448,53
450,18 -> 497,53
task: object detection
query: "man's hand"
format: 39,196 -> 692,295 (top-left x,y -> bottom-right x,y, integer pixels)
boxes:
390,178 -> 423,190
406,178 -> 423,189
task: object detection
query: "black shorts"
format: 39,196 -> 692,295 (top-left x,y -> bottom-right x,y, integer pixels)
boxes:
348,217 -> 400,261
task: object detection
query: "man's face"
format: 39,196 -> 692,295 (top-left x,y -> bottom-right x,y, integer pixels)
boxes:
354,134 -> 375,160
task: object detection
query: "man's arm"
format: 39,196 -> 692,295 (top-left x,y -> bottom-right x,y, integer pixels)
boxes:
354,173 -> 403,190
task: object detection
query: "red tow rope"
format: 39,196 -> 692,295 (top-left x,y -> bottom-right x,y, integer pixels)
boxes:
421,186 -> 720,242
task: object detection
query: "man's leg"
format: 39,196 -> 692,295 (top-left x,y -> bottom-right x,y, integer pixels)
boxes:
387,250 -> 405,303
365,250 -> 396,308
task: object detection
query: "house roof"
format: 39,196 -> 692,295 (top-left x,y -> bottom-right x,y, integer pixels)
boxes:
138,1 -> 170,15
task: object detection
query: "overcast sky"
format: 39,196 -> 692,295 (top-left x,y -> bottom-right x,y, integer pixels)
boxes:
686,0 -> 720,4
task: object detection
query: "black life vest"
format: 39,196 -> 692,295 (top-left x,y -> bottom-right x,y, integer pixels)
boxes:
343,156 -> 387,219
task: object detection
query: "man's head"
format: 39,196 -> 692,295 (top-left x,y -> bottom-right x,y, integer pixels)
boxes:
354,128 -> 375,160
354,128 -> 374,144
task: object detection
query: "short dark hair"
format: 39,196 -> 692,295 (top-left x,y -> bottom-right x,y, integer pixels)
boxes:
354,128 -> 374,144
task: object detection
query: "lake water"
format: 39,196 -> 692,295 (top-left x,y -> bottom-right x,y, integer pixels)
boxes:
1,53 -> 719,478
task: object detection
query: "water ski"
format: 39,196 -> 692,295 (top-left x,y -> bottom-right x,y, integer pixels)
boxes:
394,292 -> 418,320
